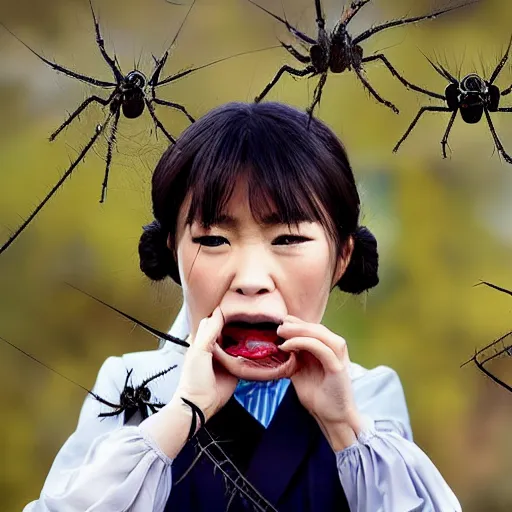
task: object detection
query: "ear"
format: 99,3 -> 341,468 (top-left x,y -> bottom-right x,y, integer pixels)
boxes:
332,236 -> 354,286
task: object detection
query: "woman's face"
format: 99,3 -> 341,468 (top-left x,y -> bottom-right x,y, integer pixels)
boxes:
173,178 -> 352,380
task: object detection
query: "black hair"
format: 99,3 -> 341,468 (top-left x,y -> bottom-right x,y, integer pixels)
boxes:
139,102 -> 378,295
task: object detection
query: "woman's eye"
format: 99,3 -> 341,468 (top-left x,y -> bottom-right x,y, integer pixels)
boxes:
192,236 -> 228,247
273,235 -> 310,245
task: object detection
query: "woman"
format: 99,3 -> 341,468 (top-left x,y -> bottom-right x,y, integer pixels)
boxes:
25,102 -> 461,511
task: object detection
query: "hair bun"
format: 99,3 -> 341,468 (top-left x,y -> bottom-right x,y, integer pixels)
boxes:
138,220 -> 179,282
336,225 -> 379,295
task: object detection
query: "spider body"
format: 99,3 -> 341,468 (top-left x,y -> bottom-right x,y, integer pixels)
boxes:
98,367 -> 174,422
310,24 -> 362,74
445,74 -> 500,124
248,0 -> 477,118
113,70 -> 148,119
393,38 -> 512,163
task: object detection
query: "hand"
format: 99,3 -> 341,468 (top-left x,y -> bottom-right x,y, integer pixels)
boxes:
174,307 -> 238,423
277,315 -> 361,449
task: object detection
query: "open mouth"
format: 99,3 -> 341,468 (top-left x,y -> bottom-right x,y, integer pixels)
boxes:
219,321 -> 289,363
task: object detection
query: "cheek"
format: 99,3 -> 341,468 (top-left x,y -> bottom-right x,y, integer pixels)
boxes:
282,248 -> 333,320
177,243 -> 224,334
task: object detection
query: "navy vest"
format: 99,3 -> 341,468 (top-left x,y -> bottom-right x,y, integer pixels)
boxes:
165,384 -> 350,511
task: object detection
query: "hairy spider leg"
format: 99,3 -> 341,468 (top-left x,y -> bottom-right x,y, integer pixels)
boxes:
483,108 -> 512,164
475,280 -> 512,297
341,0 -> 373,25
139,364 -> 178,390
280,40 -> 310,63
352,65 -> 399,114
65,283 -> 191,348
0,333 -> 123,412
100,107 -> 122,203
149,46 -> 282,140
440,110 -> 458,158
464,281 -> 512,390
307,72 -> 328,124
478,335 -> 512,366
393,106 -> 452,153
174,439 -> 229,486
489,35 -> 512,85
200,429 -> 278,512
361,54 -> 445,100
353,0 -> 480,45
0,22 -> 115,89
155,47 -> 284,89
88,0 -> 124,83
146,49 -> 180,141
390,56 -> 459,156
314,0 -> 326,31
164,0 -> 198,54
463,331 -> 512,393
255,65 -> 316,103
144,97 -> 177,143
152,98 -> 196,123
50,91 -> 116,141
0,116 -> 113,256
97,368 -> 135,418
48,0 -> 127,145
246,0 -> 317,46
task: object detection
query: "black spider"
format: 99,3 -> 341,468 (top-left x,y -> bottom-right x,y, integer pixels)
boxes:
247,0 -> 478,118
461,281 -> 512,393
2,284 -> 190,421
0,333 -> 177,422
0,0 -> 199,256
393,38 -> 512,163
97,365 -> 177,422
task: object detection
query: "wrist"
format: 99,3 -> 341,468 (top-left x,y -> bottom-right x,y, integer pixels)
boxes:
141,397 -> 199,459
314,410 -> 363,452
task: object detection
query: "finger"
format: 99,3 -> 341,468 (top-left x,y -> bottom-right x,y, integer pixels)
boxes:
277,322 -> 347,360
193,306 -> 225,353
278,336 -> 343,373
283,314 -> 305,324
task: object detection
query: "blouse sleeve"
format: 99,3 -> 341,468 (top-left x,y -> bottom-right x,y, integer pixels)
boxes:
336,366 -> 461,512
23,356 -> 175,512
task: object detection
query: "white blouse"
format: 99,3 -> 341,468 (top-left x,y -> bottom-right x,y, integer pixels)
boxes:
23,339 -> 462,512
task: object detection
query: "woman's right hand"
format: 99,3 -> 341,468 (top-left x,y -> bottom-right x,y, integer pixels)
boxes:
173,306 -> 238,423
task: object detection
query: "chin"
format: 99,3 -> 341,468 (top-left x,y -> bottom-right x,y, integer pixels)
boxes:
212,343 -> 297,381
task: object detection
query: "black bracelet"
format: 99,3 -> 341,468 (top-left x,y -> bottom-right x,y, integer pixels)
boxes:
181,397 -> 206,441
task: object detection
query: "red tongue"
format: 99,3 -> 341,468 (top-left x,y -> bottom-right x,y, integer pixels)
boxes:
221,325 -> 283,360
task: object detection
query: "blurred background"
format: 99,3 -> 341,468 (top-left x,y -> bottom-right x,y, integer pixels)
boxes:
0,0 -> 511,509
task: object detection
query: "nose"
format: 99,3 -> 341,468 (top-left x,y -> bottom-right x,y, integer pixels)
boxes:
229,247 -> 275,296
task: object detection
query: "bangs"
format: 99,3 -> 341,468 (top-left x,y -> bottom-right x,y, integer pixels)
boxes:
181,104 -> 339,241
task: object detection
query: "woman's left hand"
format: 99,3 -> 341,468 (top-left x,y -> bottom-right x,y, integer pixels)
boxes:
277,315 -> 362,450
